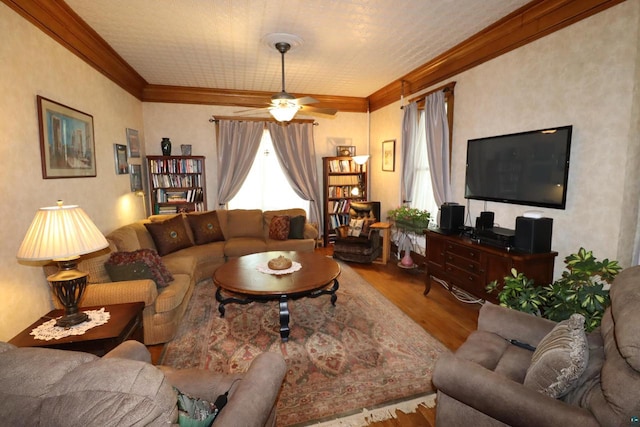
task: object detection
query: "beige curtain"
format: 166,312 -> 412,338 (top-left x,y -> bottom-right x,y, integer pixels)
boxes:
216,120 -> 263,206
266,122 -> 322,233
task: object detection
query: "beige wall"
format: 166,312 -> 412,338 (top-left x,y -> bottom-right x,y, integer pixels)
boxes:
370,1 -> 640,277
0,4 -> 146,341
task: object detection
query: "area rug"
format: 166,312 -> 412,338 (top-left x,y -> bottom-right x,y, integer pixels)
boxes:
160,262 -> 448,426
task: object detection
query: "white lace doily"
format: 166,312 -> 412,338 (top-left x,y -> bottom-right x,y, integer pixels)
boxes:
30,308 -> 111,341
257,261 -> 302,275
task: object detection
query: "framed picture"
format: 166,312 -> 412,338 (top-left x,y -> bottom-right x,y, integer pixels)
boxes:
126,128 -> 140,158
336,145 -> 356,156
114,144 -> 128,174
37,96 -> 96,179
382,139 -> 396,171
129,164 -> 143,191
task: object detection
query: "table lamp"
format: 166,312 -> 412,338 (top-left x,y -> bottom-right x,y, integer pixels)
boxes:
16,201 -> 109,327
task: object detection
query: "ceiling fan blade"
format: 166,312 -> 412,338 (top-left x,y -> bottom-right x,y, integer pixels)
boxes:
299,105 -> 338,116
295,96 -> 318,105
234,107 -> 271,115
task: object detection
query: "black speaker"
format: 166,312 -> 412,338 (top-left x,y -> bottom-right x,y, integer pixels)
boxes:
515,217 -> 553,253
475,211 -> 495,230
440,204 -> 465,231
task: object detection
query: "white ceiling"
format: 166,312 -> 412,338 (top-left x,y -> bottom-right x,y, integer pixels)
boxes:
64,0 -> 531,98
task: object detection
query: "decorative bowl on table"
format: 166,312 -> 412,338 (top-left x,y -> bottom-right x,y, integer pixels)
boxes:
268,255 -> 293,271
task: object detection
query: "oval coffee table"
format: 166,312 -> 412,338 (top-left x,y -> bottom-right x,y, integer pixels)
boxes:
213,251 -> 341,342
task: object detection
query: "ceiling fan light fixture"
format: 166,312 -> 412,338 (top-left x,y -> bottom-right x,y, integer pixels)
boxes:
270,104 -> 300,122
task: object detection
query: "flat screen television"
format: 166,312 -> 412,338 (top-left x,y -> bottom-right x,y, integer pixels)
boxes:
464,125 -> 572,209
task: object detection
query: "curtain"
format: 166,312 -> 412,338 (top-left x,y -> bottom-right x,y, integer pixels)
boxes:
216,120 -> 263,206
266,122 -> 323,234
401,102 -> 419,205
424,91 -> 452,206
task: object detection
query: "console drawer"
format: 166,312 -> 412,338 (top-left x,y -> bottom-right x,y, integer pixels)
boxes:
446,242 -> 480,261
446,252 -> 480,274
445,263 -> 481,287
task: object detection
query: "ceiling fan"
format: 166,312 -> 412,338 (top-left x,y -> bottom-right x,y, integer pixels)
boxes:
236,40 -> 338,122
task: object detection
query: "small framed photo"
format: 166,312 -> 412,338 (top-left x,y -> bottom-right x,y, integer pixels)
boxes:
37,96 -> 96,179
382,139 -> 396,172
114,144 -> 128,174
126,128 -> 141,158
336,145 -> 356,157
129,164 -> 143,191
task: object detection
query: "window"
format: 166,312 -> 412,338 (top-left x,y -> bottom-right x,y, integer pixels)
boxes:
409,110 -> 439,217
228,130 -> 310,213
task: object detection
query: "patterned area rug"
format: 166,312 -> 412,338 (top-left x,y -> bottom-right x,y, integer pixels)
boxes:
161,262 -> 448,426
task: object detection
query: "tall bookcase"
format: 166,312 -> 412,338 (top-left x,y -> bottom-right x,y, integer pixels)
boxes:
147,155 -> 207,214
323,156 -> 368,246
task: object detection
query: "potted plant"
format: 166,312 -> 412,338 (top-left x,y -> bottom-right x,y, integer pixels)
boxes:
486,248 -> 621,332
387,206 -> 431,233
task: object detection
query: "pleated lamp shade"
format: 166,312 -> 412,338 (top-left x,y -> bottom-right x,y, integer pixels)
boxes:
17,201 -> 108,261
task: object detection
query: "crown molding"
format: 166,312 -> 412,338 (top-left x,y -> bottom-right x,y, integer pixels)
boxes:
4,0 -> 624,112
367,0 -> 626,111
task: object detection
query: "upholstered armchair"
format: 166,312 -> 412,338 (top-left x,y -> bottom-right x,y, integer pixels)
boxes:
332,201 -> 381,263
432,265 -> 640,426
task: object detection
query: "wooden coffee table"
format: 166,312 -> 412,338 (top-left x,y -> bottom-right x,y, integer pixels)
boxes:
213,251 -> 341,342
9,302 -> 144,356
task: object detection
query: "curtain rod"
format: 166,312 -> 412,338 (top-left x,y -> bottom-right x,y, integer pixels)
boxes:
401,81 -> 456,109
209,115 -> 318,125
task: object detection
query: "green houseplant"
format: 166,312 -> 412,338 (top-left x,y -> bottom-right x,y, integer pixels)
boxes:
486,248 -> 621,332
387,206 -> 431,233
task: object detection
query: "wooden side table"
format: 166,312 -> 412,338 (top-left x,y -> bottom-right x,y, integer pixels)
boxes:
9,302 -> 144,356
371,222 -> 392,265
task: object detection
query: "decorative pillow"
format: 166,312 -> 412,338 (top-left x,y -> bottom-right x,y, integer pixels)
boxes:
348,218 -> 365,236
288,215 -> 306,239
336,225 -> 349,238
361,217 -> 377,236
523,313 -> 589,398
106,249 -> 174,287
144,215 -> 194,256
104,261 -> 154,283
269,215 -> 290,240
187,211 -> 224,245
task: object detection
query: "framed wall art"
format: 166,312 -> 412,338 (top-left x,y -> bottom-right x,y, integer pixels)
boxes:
114,144 -> 128,174
126,128 -> 141,158
37,96 -> 96,179
129,164 -> 143,191
336,145 -> 356,157
382,139 -> 396,171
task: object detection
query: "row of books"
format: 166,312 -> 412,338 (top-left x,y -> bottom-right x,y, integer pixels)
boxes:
328,159 -> 366,173
155,188 -> 204,204
328,185 -> 359,198
151,174 -> 202,188
149,158 -> 203,174
328,213 -> 351,230
155,202 -> 206,214
328,199 -> 351,214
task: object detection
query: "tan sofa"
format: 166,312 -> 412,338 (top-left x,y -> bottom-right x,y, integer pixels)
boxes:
51,208 -> 318,345
0,339 -> 287,426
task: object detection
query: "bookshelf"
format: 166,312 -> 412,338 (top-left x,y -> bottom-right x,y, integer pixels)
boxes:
322,156 -> 368,246
146,155 -> 207,214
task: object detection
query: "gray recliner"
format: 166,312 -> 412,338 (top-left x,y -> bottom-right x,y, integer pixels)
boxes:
432,265 -> 640,426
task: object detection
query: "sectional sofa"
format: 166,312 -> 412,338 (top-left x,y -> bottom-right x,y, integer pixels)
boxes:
51,208 -> 318,345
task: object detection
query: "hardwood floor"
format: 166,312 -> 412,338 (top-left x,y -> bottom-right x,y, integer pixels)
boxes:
147,246 -> 481,426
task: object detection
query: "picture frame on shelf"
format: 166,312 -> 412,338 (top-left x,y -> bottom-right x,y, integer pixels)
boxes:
129,164 -> 143,191
336,145 -> 356,157
37,96 -> 96,179
126,128 -> 140,158
114,144 -> 128,174
382,139 -> 396,171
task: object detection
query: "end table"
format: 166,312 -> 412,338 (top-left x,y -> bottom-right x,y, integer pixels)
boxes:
9,302 -> 144,356
371,222 -> 392,265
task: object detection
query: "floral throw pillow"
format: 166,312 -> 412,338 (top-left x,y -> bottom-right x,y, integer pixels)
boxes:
106,248 -> 174,287
269,215 -> 290,240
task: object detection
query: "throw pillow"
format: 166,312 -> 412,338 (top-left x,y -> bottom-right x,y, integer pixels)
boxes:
361,217 -> 377,236
269,215 -> 290,240
336,225 -> 349,238
105,261 -> 154,283
523,313 -> 589,398
144,215 -> 194,256
348,218 -> 365,236
186,211 -> 224,245
106,249 -> 174,287
288,215 -> 306,239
